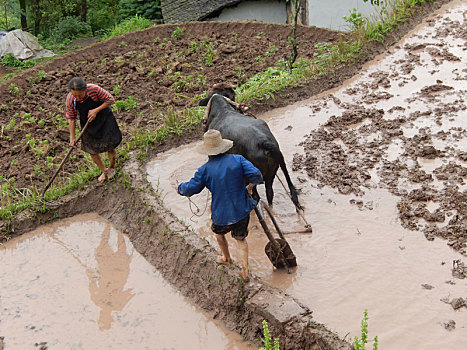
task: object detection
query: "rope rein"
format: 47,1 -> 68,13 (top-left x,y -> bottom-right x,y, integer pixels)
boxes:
187,190 -> 210,221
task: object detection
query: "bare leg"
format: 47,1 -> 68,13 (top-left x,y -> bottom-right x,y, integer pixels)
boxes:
215,234 -> 232,264
90,153 -> 108,182
235,238 -> 249,282
107,149 -> 117,179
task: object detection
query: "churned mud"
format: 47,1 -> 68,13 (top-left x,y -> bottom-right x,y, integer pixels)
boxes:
293,0 -> 466,258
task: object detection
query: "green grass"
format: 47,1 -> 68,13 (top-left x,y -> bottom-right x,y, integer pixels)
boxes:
103,15 -> 153,39
236,58 -> 313,103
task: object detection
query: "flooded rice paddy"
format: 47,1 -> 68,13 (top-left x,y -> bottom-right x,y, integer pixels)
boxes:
0,213 -> 255,349
147,1 -> 467,349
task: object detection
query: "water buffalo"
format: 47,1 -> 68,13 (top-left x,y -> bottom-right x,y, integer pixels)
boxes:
199,89 -> 302,210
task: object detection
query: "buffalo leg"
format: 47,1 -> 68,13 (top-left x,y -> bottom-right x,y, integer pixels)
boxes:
265,176 -> 274,205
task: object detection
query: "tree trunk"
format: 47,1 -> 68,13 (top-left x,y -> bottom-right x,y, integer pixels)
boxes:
31,0 -> 41,35
19,0 -> 28,30
81,0 -> 87,23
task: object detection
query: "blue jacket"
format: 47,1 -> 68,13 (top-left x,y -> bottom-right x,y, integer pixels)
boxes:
178,154 -> 264,226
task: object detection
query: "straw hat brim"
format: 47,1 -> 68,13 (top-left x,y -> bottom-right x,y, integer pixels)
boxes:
196,139 -> 233,155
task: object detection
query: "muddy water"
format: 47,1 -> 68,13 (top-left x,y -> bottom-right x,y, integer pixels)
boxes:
147,1 -> 466,349
0,213 -> 255,350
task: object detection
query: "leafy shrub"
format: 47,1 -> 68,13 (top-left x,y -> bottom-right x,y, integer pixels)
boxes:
343,8 -> 366,30
104,15 -> 153,39
48,16 -> 92,44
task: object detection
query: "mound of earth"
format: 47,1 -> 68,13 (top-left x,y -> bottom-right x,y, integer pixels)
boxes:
0,21 -> 345,193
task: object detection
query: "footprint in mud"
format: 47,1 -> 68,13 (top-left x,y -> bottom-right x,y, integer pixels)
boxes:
349,199 -> 374,210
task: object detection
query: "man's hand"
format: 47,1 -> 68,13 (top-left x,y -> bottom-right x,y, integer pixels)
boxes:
246,183 -> 255,196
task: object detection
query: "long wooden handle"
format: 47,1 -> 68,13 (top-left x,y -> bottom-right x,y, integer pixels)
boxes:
42,120 -> 91,196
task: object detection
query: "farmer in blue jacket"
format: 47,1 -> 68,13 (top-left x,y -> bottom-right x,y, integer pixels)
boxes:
178,129 -> 264,282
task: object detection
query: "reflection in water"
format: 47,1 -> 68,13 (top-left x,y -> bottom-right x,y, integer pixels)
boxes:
44,222 -> 135,330
88,224 -> 134,330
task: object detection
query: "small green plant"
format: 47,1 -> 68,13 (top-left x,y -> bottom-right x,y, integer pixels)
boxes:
171,26 -> 184,40
343,8 -> 366,30
53,114 -> 68,129
189,42 -> 198,53
259,320 -> 280,350
354,309 -> 378,350
113,84 -> 122,97
120,41 -> 127,47
9,83 -> 19,96
28,70 -> 47,85
265,45 -> 277,57
114,56 -> 123,63
5,119 -> 16,131
199,40 -> 216,67
113,96 -> 138,112
37,70 -> 46,82
100,58 -> 107,65
21,113 -> 35,124
312,42 -> 336,71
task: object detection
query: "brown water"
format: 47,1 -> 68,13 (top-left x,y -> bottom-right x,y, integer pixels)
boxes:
0,213 -> 255,350
146,1 -> 467,349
